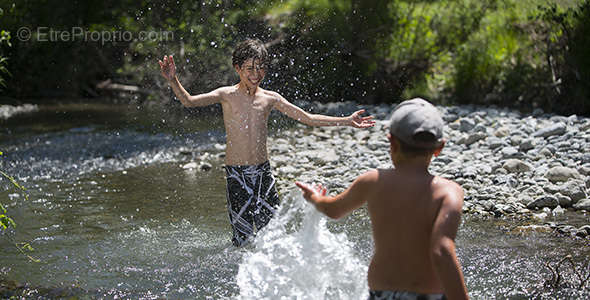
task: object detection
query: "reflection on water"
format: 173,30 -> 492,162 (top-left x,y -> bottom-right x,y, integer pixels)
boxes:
0,102 -> 589,298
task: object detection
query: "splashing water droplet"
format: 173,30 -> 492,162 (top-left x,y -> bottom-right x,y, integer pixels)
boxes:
237,192 -> 367,298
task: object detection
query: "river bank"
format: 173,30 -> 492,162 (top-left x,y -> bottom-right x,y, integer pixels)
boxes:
3,100 -> 590,237
281,102 -> 590,236
177,100 -> 590,239
1,100 -> 589,298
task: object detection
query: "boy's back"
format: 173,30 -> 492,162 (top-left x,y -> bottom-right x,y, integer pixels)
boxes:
297,98 -> 468,299
365,168 -> 462,294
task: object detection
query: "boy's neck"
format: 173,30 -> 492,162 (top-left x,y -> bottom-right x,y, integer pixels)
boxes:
237,81 -> 259,96
391,155 -> 433,174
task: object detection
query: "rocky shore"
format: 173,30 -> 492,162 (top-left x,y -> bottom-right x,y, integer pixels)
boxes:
184,101 -> 590,239
269,102 -> 590,238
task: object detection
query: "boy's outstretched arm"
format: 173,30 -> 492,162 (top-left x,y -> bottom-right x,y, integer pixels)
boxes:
158,55 -> 221,107
273,94 -> 375,128
430,184 -> 469,300
295,170 -> 375,219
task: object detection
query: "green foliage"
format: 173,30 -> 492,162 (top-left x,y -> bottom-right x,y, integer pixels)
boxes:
261,0 -> 397,102
1,0 -> 589,114
0,151 -> 27,231
0,0 -> 266,99
0,152 -> 38,262
0,7 -> 11,89
534,1 -> 590,114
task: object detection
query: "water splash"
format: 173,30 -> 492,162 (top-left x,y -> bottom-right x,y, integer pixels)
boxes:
236,191 -> 367,299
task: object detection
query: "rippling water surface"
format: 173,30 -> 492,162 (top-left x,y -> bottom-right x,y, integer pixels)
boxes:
1,102 -> 588,299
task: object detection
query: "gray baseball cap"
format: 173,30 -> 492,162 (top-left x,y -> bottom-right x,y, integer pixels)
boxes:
389,98 -> 444,149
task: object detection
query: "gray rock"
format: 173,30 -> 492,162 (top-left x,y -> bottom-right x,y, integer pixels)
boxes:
299,149 -> 339,165
518,194 -> 534,205
473,124 -> 488,133
179,148 -> 194,156
554,193 -> 573,207
367,140 -> 389,151
448,121 -> 460,130
579,165 -> 590,176
272,155 -> 292,166
574,229 -> 588,238
556,225 -> 576,235
532,122 -> 567,138
501,147 -> 520,158
552,205 -> 566,215
510,135 -> 523,146
199,162 -> 213,171
546,167 -> 581,183
443,113 -> 459,123
278,165 -> 299,176
494,126 -> 510,138
458,132 -> 487,145
519,138 -> 537,152
515,224 -> 552,233
459,118 -> 476,132
542,184 -> 561,194
354,131 -> 371,141
532,212 -> 548,220
271,144 -> 291,154
573,199 -> 590,211
487,137 -> 506,149
558,180 -> 587,203
538,147 -> 553,158
182,162 -> 199,169
527,195 -> 559,209
502,159 -> 533,173
578,225 -> 590,235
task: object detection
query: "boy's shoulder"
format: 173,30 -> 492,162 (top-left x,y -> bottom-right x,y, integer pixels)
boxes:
435,176 -> 463,194
359,168 -> 381,182
214,85 -> 238,95
434,175 -> 464,209
259,88 -> 282,99
352,169 -> 382,190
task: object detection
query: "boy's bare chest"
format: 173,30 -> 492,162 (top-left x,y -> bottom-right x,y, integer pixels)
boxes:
223,97 -> 273,127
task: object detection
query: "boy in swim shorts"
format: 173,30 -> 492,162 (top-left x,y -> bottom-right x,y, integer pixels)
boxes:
296,98 -> 469,299
159,39 -> 375,246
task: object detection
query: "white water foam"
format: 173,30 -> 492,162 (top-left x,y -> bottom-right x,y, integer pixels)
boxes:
236,191 -> 368,299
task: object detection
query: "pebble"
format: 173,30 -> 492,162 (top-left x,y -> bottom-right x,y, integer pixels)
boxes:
573,199 -> 590,211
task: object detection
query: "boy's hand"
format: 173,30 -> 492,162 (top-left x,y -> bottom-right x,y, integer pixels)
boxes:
295,181 -> 326,203
349,109 -> 375,128
158,55 -> 176,81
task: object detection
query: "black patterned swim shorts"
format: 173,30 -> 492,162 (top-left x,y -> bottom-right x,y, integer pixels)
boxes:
224,161 -> 280,246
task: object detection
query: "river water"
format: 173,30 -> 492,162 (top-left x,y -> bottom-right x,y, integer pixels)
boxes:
1,102 -> 589,299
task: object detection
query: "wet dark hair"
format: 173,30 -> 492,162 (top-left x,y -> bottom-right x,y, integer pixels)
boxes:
232,39 -> 269,69
393,132 -> 440,156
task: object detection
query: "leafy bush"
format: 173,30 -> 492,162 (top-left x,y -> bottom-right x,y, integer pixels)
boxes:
0,7 -> 11,90
1,0 -> 589,114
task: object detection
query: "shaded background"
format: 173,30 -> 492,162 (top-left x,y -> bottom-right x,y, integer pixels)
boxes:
1,0 -> 589,115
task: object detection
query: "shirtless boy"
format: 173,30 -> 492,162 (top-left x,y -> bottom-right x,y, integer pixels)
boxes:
159,39 -> 375,246
296,98 -> 468,300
